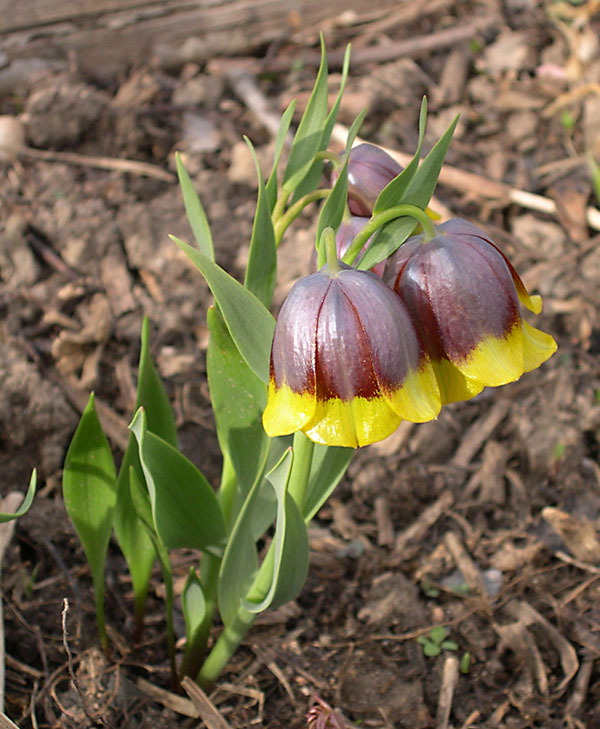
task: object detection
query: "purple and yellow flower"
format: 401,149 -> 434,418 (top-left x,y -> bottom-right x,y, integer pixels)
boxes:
262,264 -> 441,448
384,218 -> 557,404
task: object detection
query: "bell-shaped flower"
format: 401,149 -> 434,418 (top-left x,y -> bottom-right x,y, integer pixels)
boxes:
384,218 -> 557,404
262,264 -> 442,448
344,143 -> 403,217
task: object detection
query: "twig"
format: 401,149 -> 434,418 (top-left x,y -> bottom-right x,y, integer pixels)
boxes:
0,143 -> 174,182
394,489 -> 454,555
331,126 -> 600,231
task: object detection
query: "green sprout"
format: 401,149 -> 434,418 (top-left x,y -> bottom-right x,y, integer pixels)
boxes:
417,626 -> 459,657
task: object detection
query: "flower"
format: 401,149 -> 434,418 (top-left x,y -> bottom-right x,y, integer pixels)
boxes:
262,264 -> 441,448
341,143 -> 403,216
384,218 -> 557,404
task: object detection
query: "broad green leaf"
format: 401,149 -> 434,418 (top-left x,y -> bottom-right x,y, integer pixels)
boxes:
114,317 -> 177,626
0,470 -> 36,523
171,236 -> 275,383
175,152 -> 214,260
206,306 -> 269,500
281,35 -> 329,193
290,44 -> 351,204
244,449 -> 309,613
372,97 -> 427,214
129,466 -> 176,682
130,408 -> 226,552
303,444 -> 353,521
63,392 -> 116,649
265,100 -> 296,211
316,108 -> 366,267
358,112 -> 459,271
243,138 -> 277,307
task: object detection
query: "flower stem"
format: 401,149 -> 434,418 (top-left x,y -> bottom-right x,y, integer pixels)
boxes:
322,227 -> 340,277
273,189 -> 330,246
342,204 -> 437,265
287,431 -> 315,513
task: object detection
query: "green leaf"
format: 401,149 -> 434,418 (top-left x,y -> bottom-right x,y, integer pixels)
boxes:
217,479 -> 259,625
175,152 -> 214,260
206,306 -> 269,499
290,43 -> 351,204
243,137 -> 277,307
130,408 -> 226,552
372,97 -> 427,214
171,236 -> 275,383
358,112 -> 459,271
182,568 -> 207,646
244,449 -> 309,613
129,466 -> 176,682
113,317 -> 178,626
429,625 -> 449,644
402,112 -> 459,209
0,470 -> 36,523
316,108 -> 366,267
303,444 -> 353,521
63,392 -> 116,649
265,100 -> 296,211
282,34 -> 329,193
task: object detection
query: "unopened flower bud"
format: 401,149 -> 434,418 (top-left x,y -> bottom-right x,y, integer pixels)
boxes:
345,143 -> 403,216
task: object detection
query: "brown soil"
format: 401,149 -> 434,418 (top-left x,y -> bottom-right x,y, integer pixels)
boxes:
1,4 -> 600,728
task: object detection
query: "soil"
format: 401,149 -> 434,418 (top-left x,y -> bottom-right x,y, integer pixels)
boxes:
2,4 -> 600,728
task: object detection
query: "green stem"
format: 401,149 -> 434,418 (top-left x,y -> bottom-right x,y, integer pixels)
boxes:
342,204 -> 437,265
218,453 -> 238,532
315,149 -> 341,166
287,431 -> 315,513
273,189 -> 330,246
271,189 -> 289,227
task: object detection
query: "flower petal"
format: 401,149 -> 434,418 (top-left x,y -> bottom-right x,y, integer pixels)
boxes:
303,396 -> 401,448
263,381 -> 316,437
454,323 -> 524,386
431,358 -> 484,405
522,320 -> 557,372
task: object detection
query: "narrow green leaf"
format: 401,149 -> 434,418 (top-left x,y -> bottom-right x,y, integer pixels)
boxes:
130,408 -> 226,552
171,236 -> 275,383
290,44 -> 351,204
175,152 -> 214,260
0,470 -> 36,523
373,97 -> 427,214
244,449 -> 309,613
358,112 -> 459,271
265,100 -> 296,211
206,306 -> 269,499
402,112 -> 459,209
316,108 -> 366,267
243,137 -> 277,307
281,34 -> 329,193
63,392 -> 116,649
303,444 -> 353,521
114,316 -> 178,627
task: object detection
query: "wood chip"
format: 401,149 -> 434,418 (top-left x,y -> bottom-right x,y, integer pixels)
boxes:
541,506 -> 600,563
180,677 -> 233,729
394,489 -> 454,556
436,654 -> 459,729
451,400 -> 510,469
444,531 -> 490,601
